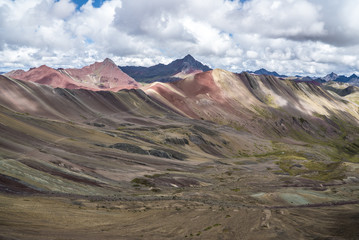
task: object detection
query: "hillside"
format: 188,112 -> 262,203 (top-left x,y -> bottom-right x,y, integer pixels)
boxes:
5,59 -> 139,91
323,81 -> 359,105
0,71 -> 359,239
145,69 -> 359,140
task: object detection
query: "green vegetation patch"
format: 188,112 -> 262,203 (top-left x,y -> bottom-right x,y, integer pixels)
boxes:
326,137 -> 359,163
203,226 -> 212,231
276,158 -> 346,181
144,173 -> 168,179
302,161 -> 346,181
230,188 -> 240,192
251,105 -> 272,118
131,178 -> 154,187
254,150 -> 306,159
201,223 -> 222,233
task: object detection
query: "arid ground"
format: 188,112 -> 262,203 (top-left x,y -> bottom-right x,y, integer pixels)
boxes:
0,72 -> 359,239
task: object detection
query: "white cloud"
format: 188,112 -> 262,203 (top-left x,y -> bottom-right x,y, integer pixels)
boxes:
0,0 -> 359,77
52,0 -> 76,19
237,0 -> 325,39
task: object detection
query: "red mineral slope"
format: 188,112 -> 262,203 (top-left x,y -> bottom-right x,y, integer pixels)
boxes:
62,58 -> 139,91
5,59 -> 139,91
5,65 -> 85,89
144,69 -> 359,138
0,75 -> 165,121
143,70 -> 248,119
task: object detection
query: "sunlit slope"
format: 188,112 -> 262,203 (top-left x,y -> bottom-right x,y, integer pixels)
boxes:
0,75 -> 271,195
5,59 -> 139,91
144,69 -> 359,139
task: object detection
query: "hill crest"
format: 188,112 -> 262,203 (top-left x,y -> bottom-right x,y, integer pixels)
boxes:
5,59 -> 139,91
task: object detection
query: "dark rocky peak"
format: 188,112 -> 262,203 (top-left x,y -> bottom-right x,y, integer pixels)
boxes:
323,72 -> 338,81
183,54 -> 195,62
120,55 -> 211,83
102,58 -> 116,66
349,74 -> 358,79
169,54 -> 211,72
247,68 -> 287,78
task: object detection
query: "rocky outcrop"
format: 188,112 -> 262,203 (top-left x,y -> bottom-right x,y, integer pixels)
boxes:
109,143 -> 187,160
165,137 -> 189,145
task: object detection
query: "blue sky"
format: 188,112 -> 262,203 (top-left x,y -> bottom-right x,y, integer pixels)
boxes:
71,0 -> 107,9
70,0 -> 247,9
1,0 -> 359,76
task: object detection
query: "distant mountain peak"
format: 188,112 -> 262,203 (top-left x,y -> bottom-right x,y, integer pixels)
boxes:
183,54 -> 195,61
171,55 -> 211,75
322,72 -> 338,82
38,65 -> 52,69
247,68 -> 287,78
6,60 -> 138,91
99,58 -> 118,69
120,55 -> 212,83
321,72 -> 359,86
176,54 -> 202,65
103,58 -> 115,65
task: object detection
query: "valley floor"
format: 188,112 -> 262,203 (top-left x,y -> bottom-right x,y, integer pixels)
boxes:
1,75 -> 359,239
1,193 -> 358,240
1,152 -> 359,240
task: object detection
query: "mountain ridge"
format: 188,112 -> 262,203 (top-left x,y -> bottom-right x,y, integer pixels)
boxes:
5,59 -> 139,91
1,68 -> 359,239
245,68 -> 287,78
144,69 -> 359,139
120,54 -> 212,83
4,56 -> 359,87
242,69 -> 359,87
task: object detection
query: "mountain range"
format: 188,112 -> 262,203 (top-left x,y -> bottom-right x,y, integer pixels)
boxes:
5,58 -> 139,91
322,72 -> 359,85
120,54 -> 211,83
4,55 -> 359,88
245,68 -> 288,78
1,55 -> 359,239
245,68 -> 359,86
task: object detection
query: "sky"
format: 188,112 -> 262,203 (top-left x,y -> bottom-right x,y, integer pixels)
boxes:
1,0 -> 359,76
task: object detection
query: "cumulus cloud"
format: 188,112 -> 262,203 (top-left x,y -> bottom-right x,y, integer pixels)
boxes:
237,0 -> 325,39
0,0 -> 359,76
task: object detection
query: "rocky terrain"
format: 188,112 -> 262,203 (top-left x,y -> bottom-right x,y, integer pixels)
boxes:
120,54 -> 211,83
5,58 -> 139,91
245,68 -> 287,78
245,68 -> 359,87
323,81 -> 359,105
0,66 -> 359,239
